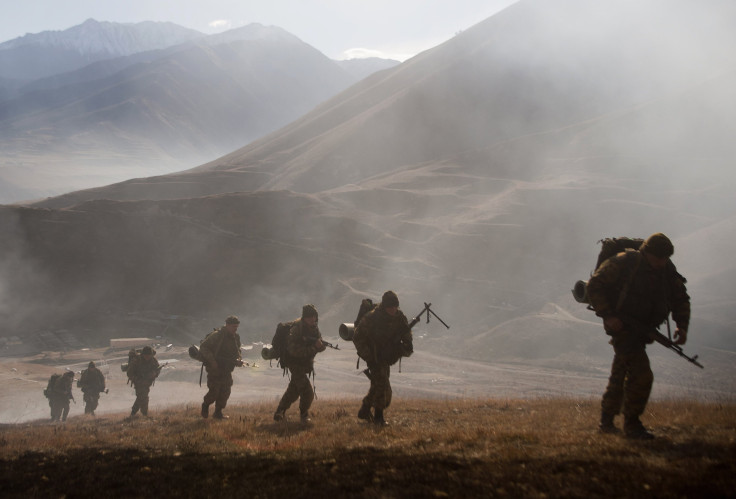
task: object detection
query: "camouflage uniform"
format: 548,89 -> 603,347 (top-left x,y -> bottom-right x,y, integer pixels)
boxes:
274,305 -> 325,423
79,362 -> 106,415
587,233 -> 690,437
49,371 -> 75,422
200,316 -> 242,419
354,291 -> 413,425
128,347 -> 160,417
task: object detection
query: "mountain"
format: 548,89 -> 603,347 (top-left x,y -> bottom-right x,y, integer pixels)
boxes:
0,24 -> 359,203
2,0 -> 735,372
0,18 -> 203,82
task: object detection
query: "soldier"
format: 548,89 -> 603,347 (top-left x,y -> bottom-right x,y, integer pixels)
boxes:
587,233 -> 690,439
48,371 -> 75,422
79,361 -> 106,416
127,345 -> 160,418
353,290 -> 413,426
200,315 -> 244,420
273,304 -> 326,424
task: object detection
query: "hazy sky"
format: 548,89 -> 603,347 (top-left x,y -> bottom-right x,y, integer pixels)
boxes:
0,0 -> 518,61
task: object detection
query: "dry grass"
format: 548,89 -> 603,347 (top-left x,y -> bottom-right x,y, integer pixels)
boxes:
1,398 -> 734,498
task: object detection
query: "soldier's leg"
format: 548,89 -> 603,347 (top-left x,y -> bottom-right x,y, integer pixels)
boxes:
215,375 -> 233,412
203,370 -> 223,414
89,394 -> 99,414
294,371 -> 314,415
277,371 -> 301,413
50,400 -> 61,421
601,350 -> 627,415
62,401 -> 70,421
623,348 -> 653,418
140,385 -> 150,416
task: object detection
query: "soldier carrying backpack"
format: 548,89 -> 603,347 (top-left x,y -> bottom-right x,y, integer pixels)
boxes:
199,316 -> 243,420
584,233 -> 691,439
78,361 -> 106,416
126,345 -> 160,418
46,370 -> 75,422
273,304 -> 327,424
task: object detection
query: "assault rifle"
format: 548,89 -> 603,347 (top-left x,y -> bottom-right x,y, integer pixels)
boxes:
621,316 -> 703,369
304,335 -> 339,350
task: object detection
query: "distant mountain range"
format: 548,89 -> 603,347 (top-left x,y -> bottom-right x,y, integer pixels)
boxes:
2,0 -> 735,370
0,18 -> 204,81
0,20 -> 399,203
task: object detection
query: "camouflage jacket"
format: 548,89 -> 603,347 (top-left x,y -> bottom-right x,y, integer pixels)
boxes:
587,250 -> 690,330
286,318 -> 322,372
353,305 -> 412,366
200,328 -> 242,372
79,367 -> 106,393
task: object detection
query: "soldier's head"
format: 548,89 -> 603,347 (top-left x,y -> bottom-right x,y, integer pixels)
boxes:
225,315 -> 240,334
88,361 -> 96,369
141,346 -> 154,357
381,290 -> 400,316
64,370 -> 74,378
640,233 -> 674,270
302,304 -> 318,327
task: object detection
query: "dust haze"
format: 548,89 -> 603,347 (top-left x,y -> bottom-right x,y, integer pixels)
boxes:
2,0 -> 736,417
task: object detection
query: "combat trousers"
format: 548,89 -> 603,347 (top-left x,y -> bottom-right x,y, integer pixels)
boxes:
131,383 -> 152,416
277,367 -> 314,414
601,336 -> 653,418
83,392 -> 100,414
203,368 -> 233,411
363,362 -> 392,411
50,396 -> 70,421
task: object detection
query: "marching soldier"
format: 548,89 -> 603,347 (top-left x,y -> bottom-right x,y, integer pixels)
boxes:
79,361 -> 106,416
127,346 -> 160,418
200,316 -> 243,420
47,371 -> 75,422
587,233 -> 690,439
273,304 -> 326,424
353,291 -> 413,426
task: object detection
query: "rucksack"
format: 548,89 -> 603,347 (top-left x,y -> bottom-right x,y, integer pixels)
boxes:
263,321 -> 295,368
189,328 -> 218,362
572,236 -> 685,305
44,373 -> 61,398
339,298 -> 377,341
121,348 -> 142,378
573,237 -> 644,304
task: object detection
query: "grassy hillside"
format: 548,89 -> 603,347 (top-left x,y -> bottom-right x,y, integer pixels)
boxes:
1,398 -> 734,498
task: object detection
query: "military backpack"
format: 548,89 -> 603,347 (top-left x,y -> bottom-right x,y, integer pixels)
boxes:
44,373 -> 62,398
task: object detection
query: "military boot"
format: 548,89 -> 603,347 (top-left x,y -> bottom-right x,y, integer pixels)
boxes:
598,412 -> 620,434
300,411 -> 312,424
624,415 -> 654,440
373,408 -> 388,426
357,403 -> 373,422
213,408 -> 229,420
273,409 -> 286,421
201,402 -> 209,419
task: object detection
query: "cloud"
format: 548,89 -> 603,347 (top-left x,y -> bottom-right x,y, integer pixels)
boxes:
208,19 -> 231,30
342,47 -> 413,62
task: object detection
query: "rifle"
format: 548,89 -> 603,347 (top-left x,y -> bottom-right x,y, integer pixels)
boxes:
620,316 -> 703,369
304,334 -> 339,350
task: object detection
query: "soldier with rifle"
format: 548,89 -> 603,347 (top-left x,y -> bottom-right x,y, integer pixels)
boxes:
587,233 -> 691,439
273,304 -> 329,424
127,345 -> 160,418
